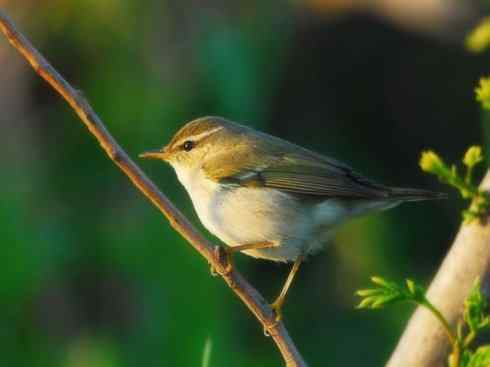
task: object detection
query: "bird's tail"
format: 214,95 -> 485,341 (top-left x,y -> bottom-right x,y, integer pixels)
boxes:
387,187 -> 447,202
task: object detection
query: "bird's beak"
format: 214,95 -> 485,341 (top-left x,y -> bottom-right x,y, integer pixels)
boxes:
139,147 -> 169,161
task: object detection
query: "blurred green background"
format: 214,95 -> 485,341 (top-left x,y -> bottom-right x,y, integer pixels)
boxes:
1,1 -> 490,366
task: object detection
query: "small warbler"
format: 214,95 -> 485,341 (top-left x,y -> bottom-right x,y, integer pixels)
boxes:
141,116 -> 443,320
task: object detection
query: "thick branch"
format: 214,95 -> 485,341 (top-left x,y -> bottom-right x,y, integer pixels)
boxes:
0,11 -> 307,367
388,171 -> 490,366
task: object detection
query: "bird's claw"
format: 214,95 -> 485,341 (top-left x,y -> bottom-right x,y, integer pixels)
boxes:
270,300 -> 283,323
262,302 -> 282,337
209,264 -> 218,277
209,245 -> 233,276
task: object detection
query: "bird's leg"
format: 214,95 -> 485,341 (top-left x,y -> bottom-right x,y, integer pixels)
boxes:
211,242 -> 275,276
222,241 -> 275,274
270,255 -> 304,322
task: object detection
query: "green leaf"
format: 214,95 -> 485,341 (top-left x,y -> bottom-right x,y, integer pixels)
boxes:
420,151 -> 447,176
356,288 -> 384,297
464,278 -> 490,334
406,279 -> 416,294
371,276 -> 399,290
476,78 -> 490,110
460,349 -> 473,367
356,277 -> 426,310
464,146 -> 484,169
467,346 -> 490,367
466,17 -> 490,53
420,147 -> 489,223
405,279 -> 426,303
357,275 -> 459,350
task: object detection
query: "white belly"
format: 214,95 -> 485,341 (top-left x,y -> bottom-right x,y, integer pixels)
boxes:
172,166 -> 349,262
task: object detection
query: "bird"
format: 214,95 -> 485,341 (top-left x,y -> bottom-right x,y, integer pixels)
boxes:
140,116 -> 443,321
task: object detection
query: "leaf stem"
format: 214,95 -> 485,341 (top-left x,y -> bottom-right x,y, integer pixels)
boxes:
421,300 -> 460,365
466,165 -> 474,186
464,330 -> 476,348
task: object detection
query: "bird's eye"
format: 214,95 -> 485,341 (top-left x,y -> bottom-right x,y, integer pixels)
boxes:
182,140 -> 194,152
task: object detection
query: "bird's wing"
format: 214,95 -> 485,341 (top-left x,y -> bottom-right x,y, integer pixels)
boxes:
200,125 -> 394,199
209,147 -> 391,199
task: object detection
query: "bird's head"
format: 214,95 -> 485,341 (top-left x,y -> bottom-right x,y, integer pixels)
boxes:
139,116 -> 247,172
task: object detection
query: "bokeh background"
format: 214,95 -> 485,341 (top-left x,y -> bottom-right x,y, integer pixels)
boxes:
1,1 -> 490,366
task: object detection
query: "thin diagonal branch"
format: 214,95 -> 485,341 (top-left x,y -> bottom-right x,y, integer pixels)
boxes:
0,11 -> 307,367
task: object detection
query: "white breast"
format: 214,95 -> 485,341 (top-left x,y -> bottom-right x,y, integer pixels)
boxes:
173,165 -> 224,236
173,166 -> 315,261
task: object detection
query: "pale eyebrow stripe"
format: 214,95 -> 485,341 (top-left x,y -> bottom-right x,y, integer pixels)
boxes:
174,126 -> 224,147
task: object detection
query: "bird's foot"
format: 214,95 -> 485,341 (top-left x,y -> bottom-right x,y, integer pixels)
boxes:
270,298 -> 284,323
262,299 -> 283,336
210,242 -> 274,277
209,245 -> 233,276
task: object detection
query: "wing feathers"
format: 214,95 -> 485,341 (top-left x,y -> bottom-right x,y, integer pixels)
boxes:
204,127 -> 392,199
224,164 -> 390,199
